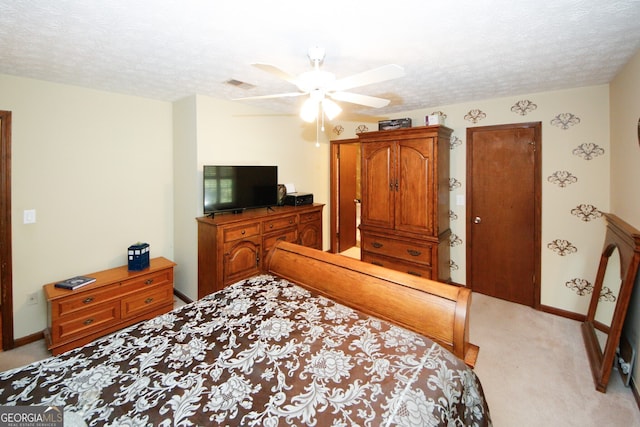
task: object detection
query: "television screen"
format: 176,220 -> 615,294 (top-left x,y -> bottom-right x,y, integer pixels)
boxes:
203,165 -> 278,214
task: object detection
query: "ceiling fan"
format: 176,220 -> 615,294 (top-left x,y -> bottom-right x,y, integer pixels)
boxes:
233,47 -> 405,123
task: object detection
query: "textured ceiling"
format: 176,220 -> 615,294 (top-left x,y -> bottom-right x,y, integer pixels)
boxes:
1,0 -> 639,118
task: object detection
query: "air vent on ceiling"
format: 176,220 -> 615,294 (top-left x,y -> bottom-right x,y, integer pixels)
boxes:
225,79 -> 255,90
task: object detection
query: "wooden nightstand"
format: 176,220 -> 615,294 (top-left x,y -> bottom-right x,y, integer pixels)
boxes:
43,257 -> 176,355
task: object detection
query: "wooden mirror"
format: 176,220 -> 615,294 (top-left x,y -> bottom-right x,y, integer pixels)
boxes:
582,213 -> 640,392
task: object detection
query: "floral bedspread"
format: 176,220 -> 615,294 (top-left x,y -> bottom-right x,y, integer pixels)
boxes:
0,274 -> 491,426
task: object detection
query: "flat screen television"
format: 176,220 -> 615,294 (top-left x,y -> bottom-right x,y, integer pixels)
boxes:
203,165 -> 278,215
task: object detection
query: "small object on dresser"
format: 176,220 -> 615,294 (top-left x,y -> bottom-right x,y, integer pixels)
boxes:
128,242 -> 150,271
54,275 -> 96,290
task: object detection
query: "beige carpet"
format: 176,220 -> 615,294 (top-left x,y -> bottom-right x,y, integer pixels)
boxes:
0,292 -> 638,425
471,292 -> 639,426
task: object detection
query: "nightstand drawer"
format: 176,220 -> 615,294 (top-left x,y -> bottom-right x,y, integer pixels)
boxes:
122,268 -> 173,293
263,215 -> 297,233
122,282 -> 173,319
52,301 -> 121,343
223,223 -> 261,242
53,286 -> 118,318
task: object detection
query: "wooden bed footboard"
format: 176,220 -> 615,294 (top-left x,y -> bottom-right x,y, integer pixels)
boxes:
265,241 -> 479,367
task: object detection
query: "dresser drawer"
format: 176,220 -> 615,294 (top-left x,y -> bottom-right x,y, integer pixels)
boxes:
263,215 -> 297,233
362,251 -> 433,279
52,300 -> 121,343
121,268 -> 173,293
122,282 -> 173,319
299,210 -> 322,224
361,234 -> 433,266
223,223 -> 261,242
263,229 -> 298,252
53,286 -> 118,318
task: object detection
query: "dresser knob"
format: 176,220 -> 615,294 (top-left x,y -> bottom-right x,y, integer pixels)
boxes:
145,279 -> 154,285
372,242 -> 383,249
83,318 -> 94,325
407,249 -> 422,257
144,297 -> 154,304
82,297 -> 94,304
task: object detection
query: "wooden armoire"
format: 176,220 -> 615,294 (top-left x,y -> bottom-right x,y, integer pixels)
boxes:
358,125 -> 452,282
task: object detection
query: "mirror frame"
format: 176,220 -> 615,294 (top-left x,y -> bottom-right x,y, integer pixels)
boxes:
581,213 -> 640,392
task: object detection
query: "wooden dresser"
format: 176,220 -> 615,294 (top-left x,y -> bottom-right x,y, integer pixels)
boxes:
43,257 -> 176,355
358,126 -> 451,282
197,204 -> 323,298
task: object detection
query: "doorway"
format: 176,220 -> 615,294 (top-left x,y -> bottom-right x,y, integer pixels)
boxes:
0,110 -> 13,350
329,138 -> 360,254
466,122 -> 541,307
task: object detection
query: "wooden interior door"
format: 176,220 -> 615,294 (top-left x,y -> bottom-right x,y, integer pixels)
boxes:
330,139 -> 359,253
338,143 -> 358,251
466,122 -> 541,307
0,111 -> 13,350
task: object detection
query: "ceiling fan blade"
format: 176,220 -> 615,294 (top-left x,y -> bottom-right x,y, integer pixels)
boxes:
232,92 -> 306,101
252,63 -> 299,85
330,91 -> 391,108
331,64 -> 405,92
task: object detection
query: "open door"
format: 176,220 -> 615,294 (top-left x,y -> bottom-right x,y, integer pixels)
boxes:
0,110 -> 13,350
330,139 -> 360,253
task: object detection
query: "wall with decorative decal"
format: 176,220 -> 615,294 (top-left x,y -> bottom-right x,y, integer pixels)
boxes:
332,84 -> 610,315
609,48 -> 640,392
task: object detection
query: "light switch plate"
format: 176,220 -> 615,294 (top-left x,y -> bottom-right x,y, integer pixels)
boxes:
23,209 -> 36,224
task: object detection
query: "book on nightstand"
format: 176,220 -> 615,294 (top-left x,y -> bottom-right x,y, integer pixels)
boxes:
54,275 -> 96,290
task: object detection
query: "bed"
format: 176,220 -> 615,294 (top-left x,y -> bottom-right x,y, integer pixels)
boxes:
0,241 -> 491,426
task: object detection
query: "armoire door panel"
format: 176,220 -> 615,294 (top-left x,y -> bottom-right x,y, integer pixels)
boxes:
361,142 -> 395,229
396,139 -> 434,235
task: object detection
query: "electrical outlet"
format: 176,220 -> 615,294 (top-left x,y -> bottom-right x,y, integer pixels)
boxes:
27,292 -> 39,305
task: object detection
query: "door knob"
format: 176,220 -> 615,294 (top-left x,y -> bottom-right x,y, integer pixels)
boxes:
473,216 -> 482,224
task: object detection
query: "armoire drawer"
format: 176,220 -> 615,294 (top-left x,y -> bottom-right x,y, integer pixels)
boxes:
361,234 -> 433,266
362,251 -> 433,279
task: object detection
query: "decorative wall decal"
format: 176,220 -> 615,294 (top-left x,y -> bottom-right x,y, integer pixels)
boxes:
548,170 -> 578,187
551,113 -> 581,130
450,135 -> 462,150
547,239 -> 578,256
570,204 -> 602,222
332,125 -> 344,135
449,210 -> 458,221
565,278 -> 593,296
511,100 -> 537,116
449,259 -> 459,271
450,233 -> 463,247
599,286 -> 617,303
464,109 -> 486,123
572,142 -> 605,160
355,124 -> 368,134
449,178 -> 462,191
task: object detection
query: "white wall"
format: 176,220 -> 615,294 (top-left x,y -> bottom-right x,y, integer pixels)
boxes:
610,48 -> 640,390
332,85 -> 611,315
172,94 -> 332,300
0,74 -> 174,338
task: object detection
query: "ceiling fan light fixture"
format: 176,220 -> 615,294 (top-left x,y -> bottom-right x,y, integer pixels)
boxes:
322,98 -> 342,120
300,97 -> 319,122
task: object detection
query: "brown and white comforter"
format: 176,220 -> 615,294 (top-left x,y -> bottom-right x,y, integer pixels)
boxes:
0,274 -> 491,426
